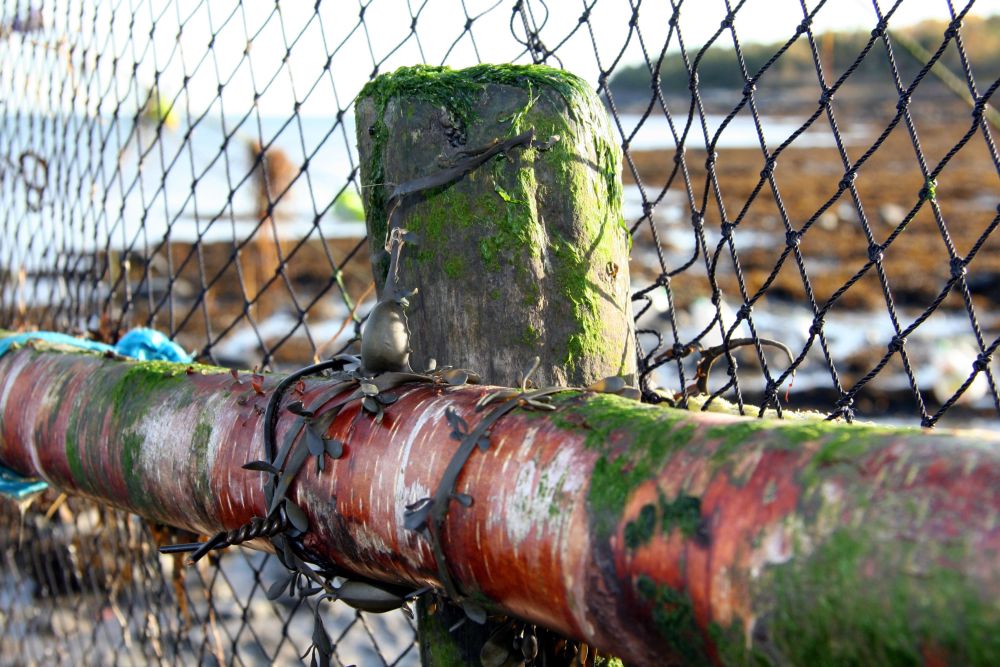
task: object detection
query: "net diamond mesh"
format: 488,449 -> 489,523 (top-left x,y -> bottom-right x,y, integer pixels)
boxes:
1,0 -> 997,664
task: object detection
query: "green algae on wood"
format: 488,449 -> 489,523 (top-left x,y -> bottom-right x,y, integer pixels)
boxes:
542,391 -> 1000,665
546,393 -> 696,539
4,342 -> 1000,667
62,394 -> 87,493
355,64 -> 636,388
763,527 -> 1000,666
357,64 -> 595,248
635,575 -> 710,665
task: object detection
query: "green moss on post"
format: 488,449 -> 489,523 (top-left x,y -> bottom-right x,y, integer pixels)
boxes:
355,64 -> 636,388
356,64 -> 635,666
416,597 -> 490,667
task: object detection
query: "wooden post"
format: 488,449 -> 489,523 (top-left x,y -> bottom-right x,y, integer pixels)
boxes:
356,64 -> 636,665
355,64 -> 636,388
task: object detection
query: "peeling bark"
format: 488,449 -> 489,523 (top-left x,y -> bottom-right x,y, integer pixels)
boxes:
1,343 -> 999,666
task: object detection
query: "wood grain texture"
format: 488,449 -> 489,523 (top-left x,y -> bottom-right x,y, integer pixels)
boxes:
356,67 -> 636,388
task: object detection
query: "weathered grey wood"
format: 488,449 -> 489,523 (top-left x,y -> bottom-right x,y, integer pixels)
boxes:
355,65 -> 636,388
356,64 -> 635,667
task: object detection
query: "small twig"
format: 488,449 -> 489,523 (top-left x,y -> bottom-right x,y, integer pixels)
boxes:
42,491 -> 68,521
689,337 -> 795,396
314,280 -> 375,363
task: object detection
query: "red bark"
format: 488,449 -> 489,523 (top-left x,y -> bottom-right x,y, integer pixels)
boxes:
1,342 -> 998,666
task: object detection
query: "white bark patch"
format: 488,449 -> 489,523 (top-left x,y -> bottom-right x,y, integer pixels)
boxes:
139,409 -> 190,484
393,397 -> 449,567
348,518 -> 394,556
499,428 -> 585,550
815,479 -> 845,535
137,396 -> 225,526
505,458 -> 539,547
749,522 -> 793,579
0,352 -> 28,414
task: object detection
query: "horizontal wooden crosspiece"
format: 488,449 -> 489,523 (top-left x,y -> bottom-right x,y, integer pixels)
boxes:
1,340 -> 998,665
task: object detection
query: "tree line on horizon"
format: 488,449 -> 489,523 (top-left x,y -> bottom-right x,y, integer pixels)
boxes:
608,14 -> 1000,95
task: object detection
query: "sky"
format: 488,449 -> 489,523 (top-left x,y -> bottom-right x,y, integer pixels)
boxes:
5,0 -> 1000,118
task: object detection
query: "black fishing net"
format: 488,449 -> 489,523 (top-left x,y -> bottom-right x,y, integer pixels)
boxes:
1,0 -> 997,664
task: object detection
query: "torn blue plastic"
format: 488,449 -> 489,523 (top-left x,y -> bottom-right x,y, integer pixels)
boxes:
0,465 -> 49,501
0,328 -> 193,501
0,331 -> 114,358
114,328 -> 192,362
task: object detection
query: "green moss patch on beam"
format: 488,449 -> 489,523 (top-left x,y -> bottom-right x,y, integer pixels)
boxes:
762,527 -> 1000,666
624,493 -> 705,551
106,360 -> 224,515
704,411 -> 922,486
108,360 -> 220,430
550,393 -> 935,546
121,431 -> 147,510
110,361 -> 198,422
63,396 -> 86,492
547,393 -> 695,539
634,574 -> 710,665
189,419 -> 216,527
624,502 -> 657,549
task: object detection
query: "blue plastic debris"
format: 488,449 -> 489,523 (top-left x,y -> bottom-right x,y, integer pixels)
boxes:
0,327 -> 193,501
0,328 -> 193,363
0,464 -> 49,501
113,328 -> 193,363
0,331 -> 114,358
